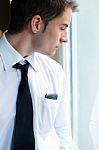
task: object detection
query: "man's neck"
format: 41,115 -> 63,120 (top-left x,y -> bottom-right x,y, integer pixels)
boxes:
6,31 -> 34,57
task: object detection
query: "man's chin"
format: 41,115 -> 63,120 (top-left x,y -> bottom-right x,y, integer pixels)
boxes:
48,50 -> 57,57
39,48 -> 58,57
50,47 -> 60,57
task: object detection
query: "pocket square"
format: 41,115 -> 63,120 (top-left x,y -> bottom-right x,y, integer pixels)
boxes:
45,93 -> 58,100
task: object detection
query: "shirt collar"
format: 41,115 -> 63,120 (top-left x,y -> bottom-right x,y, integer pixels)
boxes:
0,33 -> 37,71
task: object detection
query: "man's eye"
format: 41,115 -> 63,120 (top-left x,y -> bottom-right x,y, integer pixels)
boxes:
60,25 -> 68,30
60,26 -> 66,30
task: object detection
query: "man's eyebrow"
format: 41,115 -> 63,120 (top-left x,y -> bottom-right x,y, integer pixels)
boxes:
60,24 -> 69,28
59,23 -> 69,29
63,24 -> 68,27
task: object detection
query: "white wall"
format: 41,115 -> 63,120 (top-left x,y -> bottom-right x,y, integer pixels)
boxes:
77,0 -> 99,149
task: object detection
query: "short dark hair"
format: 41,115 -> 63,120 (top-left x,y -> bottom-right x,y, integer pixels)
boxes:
0,0 -> 10,32
8,0 -> 78,34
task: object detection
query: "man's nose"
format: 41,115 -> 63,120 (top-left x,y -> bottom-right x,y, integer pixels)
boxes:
60,31 -> 68,43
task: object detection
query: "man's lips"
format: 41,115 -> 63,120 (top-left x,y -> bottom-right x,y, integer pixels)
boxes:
56,45 -> 60,48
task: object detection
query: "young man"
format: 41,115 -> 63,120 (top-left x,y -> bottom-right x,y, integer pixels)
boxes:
0,0 -> 78,150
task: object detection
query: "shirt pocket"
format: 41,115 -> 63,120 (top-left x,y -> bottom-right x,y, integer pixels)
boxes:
37,96 -> 59,135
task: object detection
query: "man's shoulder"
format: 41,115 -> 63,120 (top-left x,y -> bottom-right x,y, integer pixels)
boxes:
34,52 -> 63,71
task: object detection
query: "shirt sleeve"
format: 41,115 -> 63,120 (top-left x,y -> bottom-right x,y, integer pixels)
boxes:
54,69 -> 74,150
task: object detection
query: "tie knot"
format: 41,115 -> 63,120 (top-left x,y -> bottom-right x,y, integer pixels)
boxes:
12,61 -> 29,75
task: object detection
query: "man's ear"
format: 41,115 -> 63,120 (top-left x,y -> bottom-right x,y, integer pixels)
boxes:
31,15 -> 43,33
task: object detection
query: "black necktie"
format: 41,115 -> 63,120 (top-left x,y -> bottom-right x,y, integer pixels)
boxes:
12,61 -> 35,150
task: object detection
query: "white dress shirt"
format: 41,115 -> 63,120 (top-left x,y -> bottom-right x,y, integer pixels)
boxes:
90,87 -> 99,150
0,33 -> 74,150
